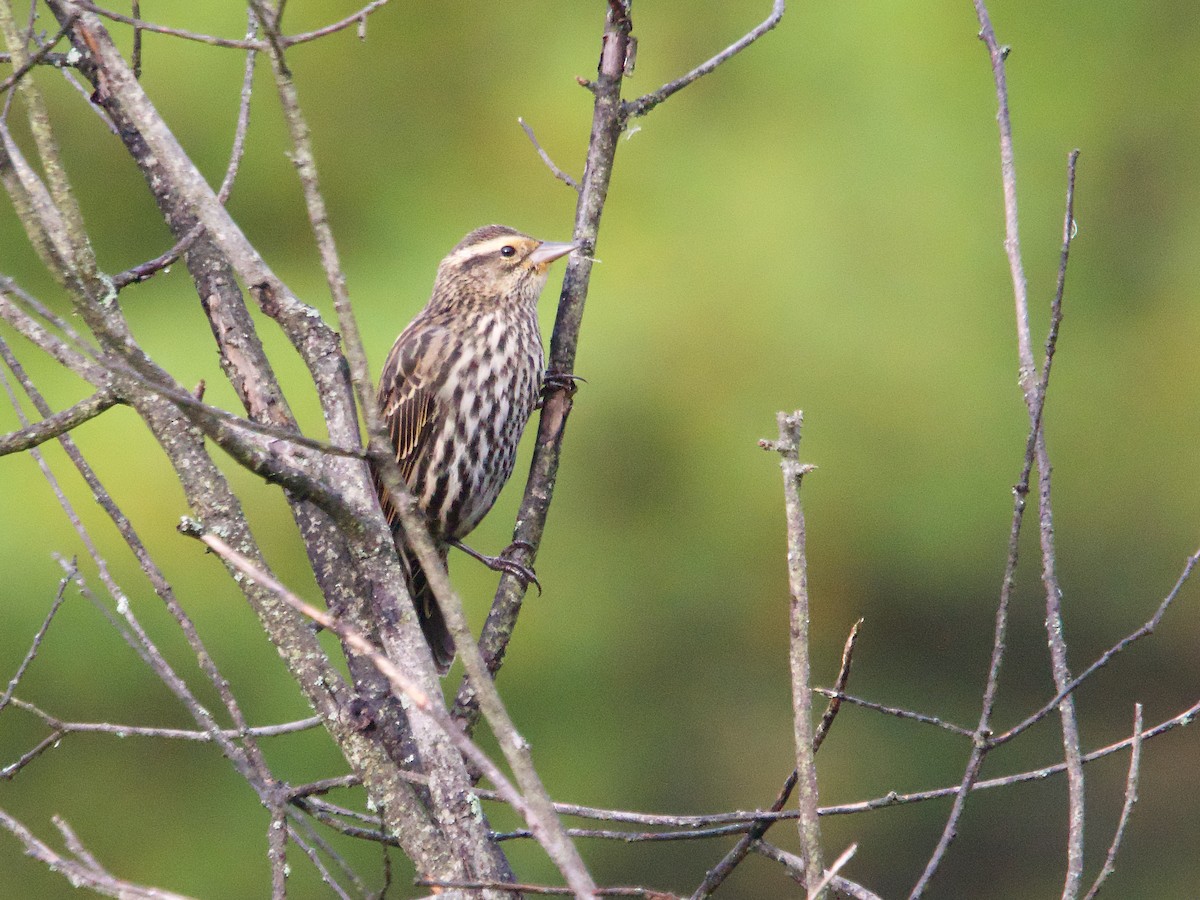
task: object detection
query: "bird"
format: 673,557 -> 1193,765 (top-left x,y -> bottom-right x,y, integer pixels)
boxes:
373,224 -> 577,672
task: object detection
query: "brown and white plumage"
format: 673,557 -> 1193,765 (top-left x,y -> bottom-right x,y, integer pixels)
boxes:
374,224 -> 575,671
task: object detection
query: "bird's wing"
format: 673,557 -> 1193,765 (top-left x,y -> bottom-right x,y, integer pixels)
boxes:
375,322 -> 447,527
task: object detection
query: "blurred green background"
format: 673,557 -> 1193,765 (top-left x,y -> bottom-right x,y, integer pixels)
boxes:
2,2 -> 1199,897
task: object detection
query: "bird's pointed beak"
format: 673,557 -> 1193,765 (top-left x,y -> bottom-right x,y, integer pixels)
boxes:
528,240 -> 578,266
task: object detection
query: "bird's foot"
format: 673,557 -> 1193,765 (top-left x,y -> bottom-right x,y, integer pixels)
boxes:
450,539 -> 542,595
539,370 -> 586,407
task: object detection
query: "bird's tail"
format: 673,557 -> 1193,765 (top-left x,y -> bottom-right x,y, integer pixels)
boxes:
403,546 -> 455,674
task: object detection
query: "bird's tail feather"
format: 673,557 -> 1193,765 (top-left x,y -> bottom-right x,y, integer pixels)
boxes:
404,547 -> 455,674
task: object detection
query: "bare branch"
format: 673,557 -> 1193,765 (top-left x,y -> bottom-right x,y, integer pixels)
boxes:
6,697 -> 320,742
0,15 -> 76,95
814,618 -> 862,752
690,620 -> 861,899
0,563 -> 72,715
1083,705 -> 1143,900
0,50 -> 74,68
195,532 -> 597,899
813,690 -> 975,739
995,542 -> 1199,745
967,9 -> 1086,894
519,117 -> 580,191
0,808 -> 196,899
282,0 -> 392,47
911,37 -> 1085,897
114,12 -> 258,290
1,727 -> 63,779
808,843 -> 860,900
69,0 -> 263,50
763,410 -> 824,893
130,0 -> 142,79
285,813 -> 363,900
304,692 -> 1198,849
454,0 -> 636,731
622,1 -> 785,120
0,387 -> 120,454
415,879 -> 677,898
753,841 -> 881,900
251,1 -> 375,425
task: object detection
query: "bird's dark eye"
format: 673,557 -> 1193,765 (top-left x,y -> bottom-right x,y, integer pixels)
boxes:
500,245 -> 517,258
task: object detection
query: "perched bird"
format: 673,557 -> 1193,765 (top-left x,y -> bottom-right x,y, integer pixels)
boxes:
373,224 -> 577,672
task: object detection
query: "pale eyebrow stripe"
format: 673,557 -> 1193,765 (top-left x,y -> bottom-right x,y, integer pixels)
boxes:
446,235 -> 529,265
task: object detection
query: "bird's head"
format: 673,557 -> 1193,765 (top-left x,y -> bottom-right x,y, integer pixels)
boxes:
430,224 -> 577,311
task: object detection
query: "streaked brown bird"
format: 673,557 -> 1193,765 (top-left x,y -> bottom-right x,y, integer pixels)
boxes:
373,224 -> 576,672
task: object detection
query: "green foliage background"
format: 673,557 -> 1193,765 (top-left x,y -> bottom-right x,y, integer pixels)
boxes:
2,2 -> 1198,897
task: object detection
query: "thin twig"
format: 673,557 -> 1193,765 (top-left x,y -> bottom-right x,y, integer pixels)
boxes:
297,695 -> 1198,848
1,730 -> 63,779
0,808 -> 196,899
911,34 -> 1084,897
690,620 -> 861,899
0,50 -> 73,68
814,618 -> 862,751
70,0 -> 262,49
0,563 -> 73,713
286,774 -> 362,799
113,9 -> 257,289
752,841 -> 881,900
519,117 -> 580,191
282,0 -> 392,47
622,1 -> 785,120
813,690 -> 975,739
6,698 -> 320,742
1082,704 -> 1143,900
285,825 -> 353,900
0,15 -> 77,95
1029,151 -> 1086,900
995,542 -> 1199,745
415,879 -> 677,899
286,812 -> 363,900
807,843 -> 859,900
130,0 -> 141,79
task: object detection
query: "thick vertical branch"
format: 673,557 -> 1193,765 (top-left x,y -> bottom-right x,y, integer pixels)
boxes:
453,0 -> 635,726
764,411 -> 824,894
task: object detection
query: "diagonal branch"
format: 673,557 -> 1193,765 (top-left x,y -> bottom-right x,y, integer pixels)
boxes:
198,532 -> 599,900
622,1 -> 785,120
690,619 -> 861,899
0,387 -> 120,454
1082,704 -> 1143,900
0,14 -> 77,95
994,543 -> 1200,744
0,809 -> 196,900
0,565 -> 73,715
